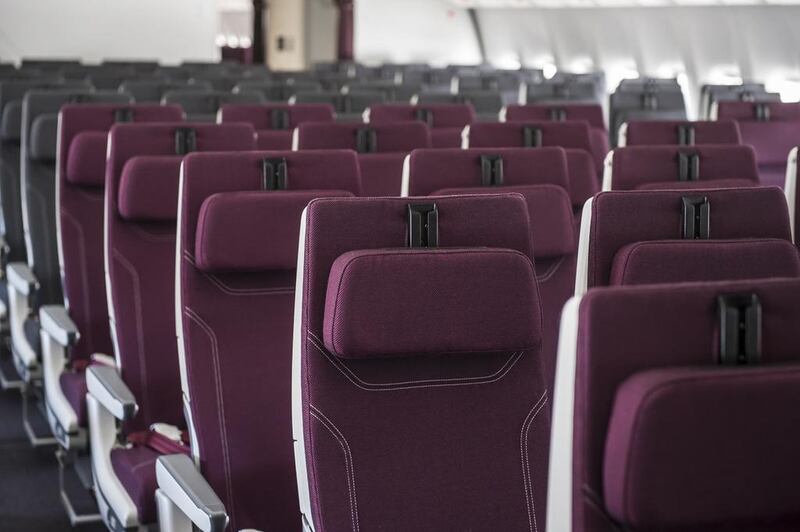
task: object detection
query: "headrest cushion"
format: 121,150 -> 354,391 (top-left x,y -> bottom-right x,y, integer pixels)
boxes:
323,248 -> 542,359
195,189 -> 354,273
610,239 -> 800,286
118,156 -> 182,222
29,114 -> 58,161
435,185 -> 575,259
0,100 -> 22,141
604,366 -> 800,528
65,131 -> 108,186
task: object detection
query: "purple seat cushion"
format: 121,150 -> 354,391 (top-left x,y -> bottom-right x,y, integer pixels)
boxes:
436,184 -> 575,259
610,239 -> 800,286
587,188 -> 793,289
219,103 -> 335,130
407,147 -> 569,197
323,248 -> 541,359
357,153 -> 409,196
59,369 -> 88,427
603,366 -> 800,529
110,445 -> 160,524
430,128 -> 464,148
610,145 -> 760,191
715,101 -> 800,121
623,120 -> 742,146
65,131 -> 108,186
297,122 -> 431,153
117,157 -> 183,221
255,130 -> 293,150
504,104 -> 605,129
195,189 -> 354,272
368,103 -> 475,128
565,148 -> 598,209
468,121 -> 593,153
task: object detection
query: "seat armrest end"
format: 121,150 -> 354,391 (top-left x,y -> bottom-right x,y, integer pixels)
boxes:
156,454 -> 229,532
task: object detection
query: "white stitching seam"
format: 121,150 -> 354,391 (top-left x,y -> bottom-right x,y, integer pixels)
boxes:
184,308 -> 236,528
521,391 -> 548,532
310,405 -> 360,532
308,332 -> 522,391
184,251 -> 295,296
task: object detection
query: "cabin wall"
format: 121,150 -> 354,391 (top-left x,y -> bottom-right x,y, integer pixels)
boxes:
0,0 -> 219,63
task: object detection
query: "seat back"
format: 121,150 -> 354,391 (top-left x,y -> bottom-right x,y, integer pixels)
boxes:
604,145 -> 760,191
524,80 -> 600,103
786,147 -> 799,244
58,103 -> 183,364
465,121 -> 594,152
576,188 -> 797,294
235,80 -> 324,102
714,101 -> 800,121
367,103 -> 475,129
294,194 -> 550,531
23,90 -> 131,310
219,103 -> 335,150
620,120 -> 742,146
105,123 -> 255,432
118,80 -> 210,103
503,103 -> 605,130
551,279 -> 800,532
404,147 -> 576,387
610,90 -> 687,146
178,150 -> 360,531
161,90 -> 264,122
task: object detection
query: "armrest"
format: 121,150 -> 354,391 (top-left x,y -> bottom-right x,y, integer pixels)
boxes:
7,262 -> 38,296
40,305 -> 80,347
156,454 -> 229,532
86,365 -> 138,421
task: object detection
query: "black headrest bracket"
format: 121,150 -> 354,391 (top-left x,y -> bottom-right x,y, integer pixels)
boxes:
677,124 -> 695,146
113,108 -> 134,123
415,108 -> 434,127
408,203 -> 439,248
678,152 -> 700,181
549,108 -> 567,122
717,293 -> 762,365
270,109 -> 291,130
355,128 -> 377,154
522,126 -> 542,148
754,103 -> 771,122
681,196 -> 710,239
174,127 -> 197,155
480,155 -> 504,186
262,157 -> 288,190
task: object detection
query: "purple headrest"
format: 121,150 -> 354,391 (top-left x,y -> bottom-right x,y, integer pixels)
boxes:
468,121 -> 593,153
219,103 -> 335,130
737,121 -> 800,165
406,147 -> 569,196
65,131 -> 107,186
716,101 -> 800,121
610,145 -> 760,191
587,188 -> 792,288
368,103 -> 475,128
564,148 -> 598,208
437,185 -> 575,259
604,366 -> 800,528
195,189 -> 354,272
296,122 -> 431,153
623,120 -> 741,146
118,156 -> 183,221
610,239 -> 800,286
504,104 -> 605,130
323,248 -> 541,359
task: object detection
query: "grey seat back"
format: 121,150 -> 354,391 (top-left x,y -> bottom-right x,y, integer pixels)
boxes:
161,89 -> 264,121
21,90 -> 131,307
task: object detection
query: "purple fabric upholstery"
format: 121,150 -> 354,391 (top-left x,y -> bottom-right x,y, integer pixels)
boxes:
468,121 -> 593,152
572,279 -> 800,532
609,145 -> 760,191
565,148 -> 599,212
219,103 -> 335,129
59,369 -> 88,426
586,188 -> 792,289
106,123 -> 255,436
179,150 -> 360,531
603,366 -> 800,529
57,104 -> 184,378
323,248 -> 541,359
430,128 -> 465,148
504,104 -> 605,129
368,103 -> 475,129
406,147 -> 576,389
609,239 -> 800,285
118,158 -> 184,221
736,121 -> 800,187
195,189 -> 354,272
110,445 -> 160,524
715,101 -> 800,121
296,122 -> 431,153
299,194 -> 550,530
357,153 -> 411,197
623,120 -> 742,146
